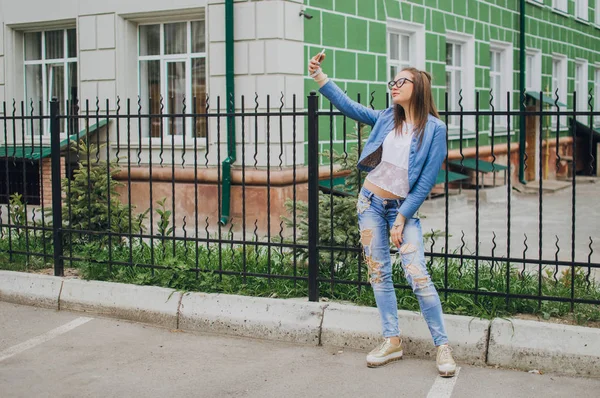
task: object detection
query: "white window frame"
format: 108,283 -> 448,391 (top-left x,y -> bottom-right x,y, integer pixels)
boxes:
386,19 -> 425,81
576,0 -> 589,20
489,41 -> 514,131
597,0 -> 600,25
445,32 -> 475,135
23,28 -> 77,135
551,54 -> 568,128
553,0 -> 569,13
137,20 -> 207,142
526,49 -> 542,93
574,59 -> 589,123
594,67 -> 600,126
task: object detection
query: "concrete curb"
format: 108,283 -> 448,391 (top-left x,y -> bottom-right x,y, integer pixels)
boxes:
60,279 -> 181,329
487,318 -> 600,376
179,292 -> 325,345
0,271 -> 62,309
320,302 -> 489,365
1,270 -> 599,376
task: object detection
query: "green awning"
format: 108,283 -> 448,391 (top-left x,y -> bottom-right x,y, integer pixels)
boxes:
526,91 -> 567,107
436,169 -> 469,185
449,158 -> 507,173
0,120 -> 108,160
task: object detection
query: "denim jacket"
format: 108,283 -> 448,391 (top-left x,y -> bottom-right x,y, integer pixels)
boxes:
319,80 -> 447,220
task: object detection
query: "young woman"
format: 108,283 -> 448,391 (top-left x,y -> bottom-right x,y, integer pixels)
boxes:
308,53 -> 456,377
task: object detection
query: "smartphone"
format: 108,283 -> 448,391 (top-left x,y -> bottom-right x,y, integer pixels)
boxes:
317,48 -> 326,62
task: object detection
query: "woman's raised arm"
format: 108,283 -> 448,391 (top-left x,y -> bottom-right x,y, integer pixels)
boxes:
308,52 -> 381,127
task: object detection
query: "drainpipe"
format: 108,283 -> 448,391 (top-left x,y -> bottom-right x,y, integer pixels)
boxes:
518,0 -> 527,184
220,0 -> 236,225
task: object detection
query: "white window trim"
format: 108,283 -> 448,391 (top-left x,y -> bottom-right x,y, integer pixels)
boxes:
597,0 -> 600,25
526,49 -> 542,93
489,41 -> 514,133
137,19 -> 207,144
594,66 -> 600,126
386,19 -> 426,73
574,59 -> 589,122
553,0 -> 569,13
551,53 -> 568,128
526,0 -> 545,6
576,0 -> 589,20
445,31 -> 475,134
23,28 -> 77,136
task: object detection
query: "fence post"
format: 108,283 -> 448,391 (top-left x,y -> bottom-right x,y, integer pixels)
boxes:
307,91 -> 319,302
50,98 -> 64,277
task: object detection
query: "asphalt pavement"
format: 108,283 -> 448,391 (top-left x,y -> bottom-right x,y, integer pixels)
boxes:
0,301 -> 598,398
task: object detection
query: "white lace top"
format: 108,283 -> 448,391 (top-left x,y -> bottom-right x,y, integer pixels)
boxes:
365,123 -> 413,198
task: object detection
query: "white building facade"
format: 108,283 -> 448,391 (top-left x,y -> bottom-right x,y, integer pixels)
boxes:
0,0 -> 306,168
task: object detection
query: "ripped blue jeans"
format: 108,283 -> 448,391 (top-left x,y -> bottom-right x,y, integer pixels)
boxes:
357,187 -> 449,346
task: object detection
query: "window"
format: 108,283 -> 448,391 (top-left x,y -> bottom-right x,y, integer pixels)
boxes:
553,0 -> 569,12
0,160 -> 41,205
388,32 -> 412,79
138,20 -> 207,138
576,0 -> 589,20
597,0 -> 600,24
24,28 -> 78,135
386,20 -> 425,80
446,42 -> 463,127
595,68 -> 600,126
526,50 -> 542,92
489,42 -> 514,129
574,60 -> 588,123
551,55 -> 567,127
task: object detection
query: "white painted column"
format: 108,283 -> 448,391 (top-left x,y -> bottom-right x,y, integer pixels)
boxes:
207,0 -> 305,168
78,13 -> 117,110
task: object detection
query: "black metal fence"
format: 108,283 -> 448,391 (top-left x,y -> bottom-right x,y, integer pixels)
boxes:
1,91 -> 599,313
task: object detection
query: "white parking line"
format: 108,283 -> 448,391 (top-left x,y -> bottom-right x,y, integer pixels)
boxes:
427,367 -> 461,398
0,317 -> 93,362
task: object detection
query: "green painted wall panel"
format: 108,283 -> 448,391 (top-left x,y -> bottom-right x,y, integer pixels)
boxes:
413,5 -> 426,23
453,0 -> 467,16
432,10 -> 445,33
385,0 -> 401,17
446,14 -> 457,31
467,0 -> 478,19
369,83 -> 389,109
377,0 -> 387,20
334,0 -> 356,14
309,0 -> 333,11
368,22 -> 387,53
401,1 -> 412,19
357,53 -> 378,81
377,55 -> 388,81
304,9 -> 321,45
335,51 -> 357,79
426,33 -> 439,61
357,0 -> 378,19
346,82 -> 369,105
479,2 -> 490,22
322,12 -> 346,48
347,17 -> 368,51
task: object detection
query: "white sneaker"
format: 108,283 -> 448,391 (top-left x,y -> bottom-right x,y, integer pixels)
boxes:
436,344 -> 456,377
366,338 -> 403,368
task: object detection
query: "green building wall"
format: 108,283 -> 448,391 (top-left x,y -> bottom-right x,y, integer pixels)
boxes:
303,0 -> 600,156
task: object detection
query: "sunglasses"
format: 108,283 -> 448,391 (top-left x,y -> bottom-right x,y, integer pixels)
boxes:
387,78 -> 414,90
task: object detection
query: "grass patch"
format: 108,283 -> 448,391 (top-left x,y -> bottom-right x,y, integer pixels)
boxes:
2,231 -> 599,327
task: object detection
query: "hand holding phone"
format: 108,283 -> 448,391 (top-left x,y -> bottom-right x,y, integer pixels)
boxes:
309,49 -> 326,76
317,48 -> 326,62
